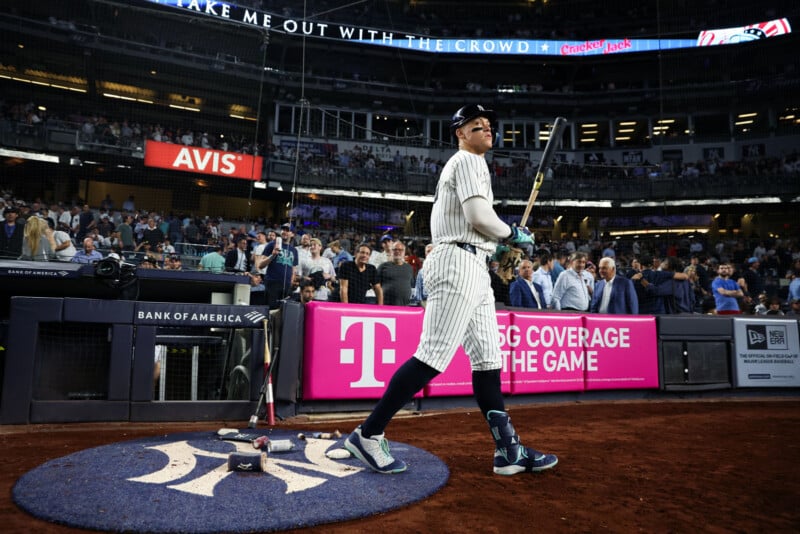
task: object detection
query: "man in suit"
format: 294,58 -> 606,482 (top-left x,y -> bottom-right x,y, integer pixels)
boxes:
509,259 -> 546,309
590,257 -> 638,314
225,237 -> 251,274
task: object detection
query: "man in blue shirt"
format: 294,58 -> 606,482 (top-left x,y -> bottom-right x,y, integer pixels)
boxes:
711,262 -> 744,314
70,237 -> 103,264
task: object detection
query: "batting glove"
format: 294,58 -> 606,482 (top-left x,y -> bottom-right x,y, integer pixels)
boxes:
508,225 -> 534,245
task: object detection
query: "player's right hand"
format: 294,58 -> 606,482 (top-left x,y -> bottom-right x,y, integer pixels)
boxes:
509,225 -> 534,245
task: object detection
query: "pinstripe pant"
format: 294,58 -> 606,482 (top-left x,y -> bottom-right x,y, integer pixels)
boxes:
414,244 -> 501,373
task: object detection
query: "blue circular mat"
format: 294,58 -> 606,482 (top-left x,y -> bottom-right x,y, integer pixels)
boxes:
13,429 -> 449,533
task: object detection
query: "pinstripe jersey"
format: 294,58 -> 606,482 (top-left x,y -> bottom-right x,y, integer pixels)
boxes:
431,150 -> 497,256
413,148 -> 502,373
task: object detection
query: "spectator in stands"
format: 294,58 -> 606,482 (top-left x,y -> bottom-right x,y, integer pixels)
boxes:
166,214 -> 183,251
550,250 -> 568,286
138,256 -> 159,269
509,259 -> 545,309
373,234 -> 393,266
76,204 -> 96,241
247,272 -> 267,305
142,218 -> 164,248
71,237 -> 103,264
711,262 -> 744,315
328,239 -> 353,269
133,214 -> 149,243
299,237 -> 336,301
765,296 -> 785,316
161,237 -> 176,255
20,215 -> 54,261
57,204 -> 73,230
0,206 -> 25,258
685,265 -> 708,313
413,243 -> 434,307
551,252 -> 591,311
199,244 -> 226,273
294,279 -> 316,305
339,244 -> 383,305
659,256 -> 694,314
629,254 -> 689,314
122,195 -> 135,212
753,293 -> 769,315
260,223 -> 299,309
378,241 -> 414,306
590,257 -> 638,314
100,194 -> 114,211
296,233 -> 312,265
225,237 -> 251,274
739,256 -> 764,307
786,298 -> 800,317
163,254 -> 183,271
251,231 -> 269,275
96,213 -> 115,237
44,217 -> 76,261
117,214 -> 135,251
532,251 -> 554,308
789,270 -> 800,302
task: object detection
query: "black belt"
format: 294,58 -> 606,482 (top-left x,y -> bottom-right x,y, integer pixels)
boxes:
455,242 -> 493,268
455,242 -> 477,255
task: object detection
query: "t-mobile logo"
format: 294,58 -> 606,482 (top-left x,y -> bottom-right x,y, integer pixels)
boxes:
339,317 -> 396,388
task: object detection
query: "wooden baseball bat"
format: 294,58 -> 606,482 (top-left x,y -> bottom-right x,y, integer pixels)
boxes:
520,116 -> 567,228
262,318 -> 275,425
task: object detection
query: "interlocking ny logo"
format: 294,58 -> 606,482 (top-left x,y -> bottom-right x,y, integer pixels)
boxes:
338,316 -> 396,388
127,438 -> 361,497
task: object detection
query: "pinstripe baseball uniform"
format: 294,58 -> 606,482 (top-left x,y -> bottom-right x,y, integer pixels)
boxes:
414,150 -> 501,373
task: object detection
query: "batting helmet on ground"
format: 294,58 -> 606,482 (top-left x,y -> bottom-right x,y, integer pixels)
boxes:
449,104 -> 497,139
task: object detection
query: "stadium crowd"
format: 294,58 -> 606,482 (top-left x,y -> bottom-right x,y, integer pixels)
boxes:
2,188 -> 799,316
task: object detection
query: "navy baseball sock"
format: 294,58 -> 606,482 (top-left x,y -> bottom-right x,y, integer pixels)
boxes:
361,357 -> 439,437
472,369 -> 505,419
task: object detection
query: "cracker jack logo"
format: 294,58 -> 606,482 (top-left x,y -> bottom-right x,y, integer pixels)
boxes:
128,438 -> 361,497
746,325 -> 788,351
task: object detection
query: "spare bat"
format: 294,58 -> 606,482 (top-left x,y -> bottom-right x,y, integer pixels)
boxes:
520,116 -> 567,228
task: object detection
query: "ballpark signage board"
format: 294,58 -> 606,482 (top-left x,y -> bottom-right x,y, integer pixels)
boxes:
141,2 -> 791,56
507,313 -> 585,394
144,140 -> 263,180
134,302 -> 268,326
582,315 -> 658,390
732,318 -> 800,387
424,311 -> 512,397
302,303 -> 660,400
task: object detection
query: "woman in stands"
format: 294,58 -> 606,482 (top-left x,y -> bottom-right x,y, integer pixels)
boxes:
20,216 -> 54,261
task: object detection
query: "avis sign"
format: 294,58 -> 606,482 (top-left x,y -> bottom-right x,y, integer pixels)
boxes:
144,140 -> 263,180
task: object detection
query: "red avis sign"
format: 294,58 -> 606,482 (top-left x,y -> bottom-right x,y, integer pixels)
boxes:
144,140 -> 263,181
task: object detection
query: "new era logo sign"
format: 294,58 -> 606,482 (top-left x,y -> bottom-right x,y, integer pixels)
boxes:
746,325 -> 788,350
747,329 -> 766,346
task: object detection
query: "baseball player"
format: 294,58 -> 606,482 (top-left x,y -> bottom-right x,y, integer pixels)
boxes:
345,104 -> 558,475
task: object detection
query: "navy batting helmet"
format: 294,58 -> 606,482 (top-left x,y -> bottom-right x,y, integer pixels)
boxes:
449,104 -> 497,139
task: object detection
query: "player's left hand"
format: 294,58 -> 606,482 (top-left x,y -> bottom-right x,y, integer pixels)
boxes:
508,225 -> 534,245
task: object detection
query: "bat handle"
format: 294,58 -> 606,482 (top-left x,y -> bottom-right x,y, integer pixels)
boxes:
520,190 -> 539,228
